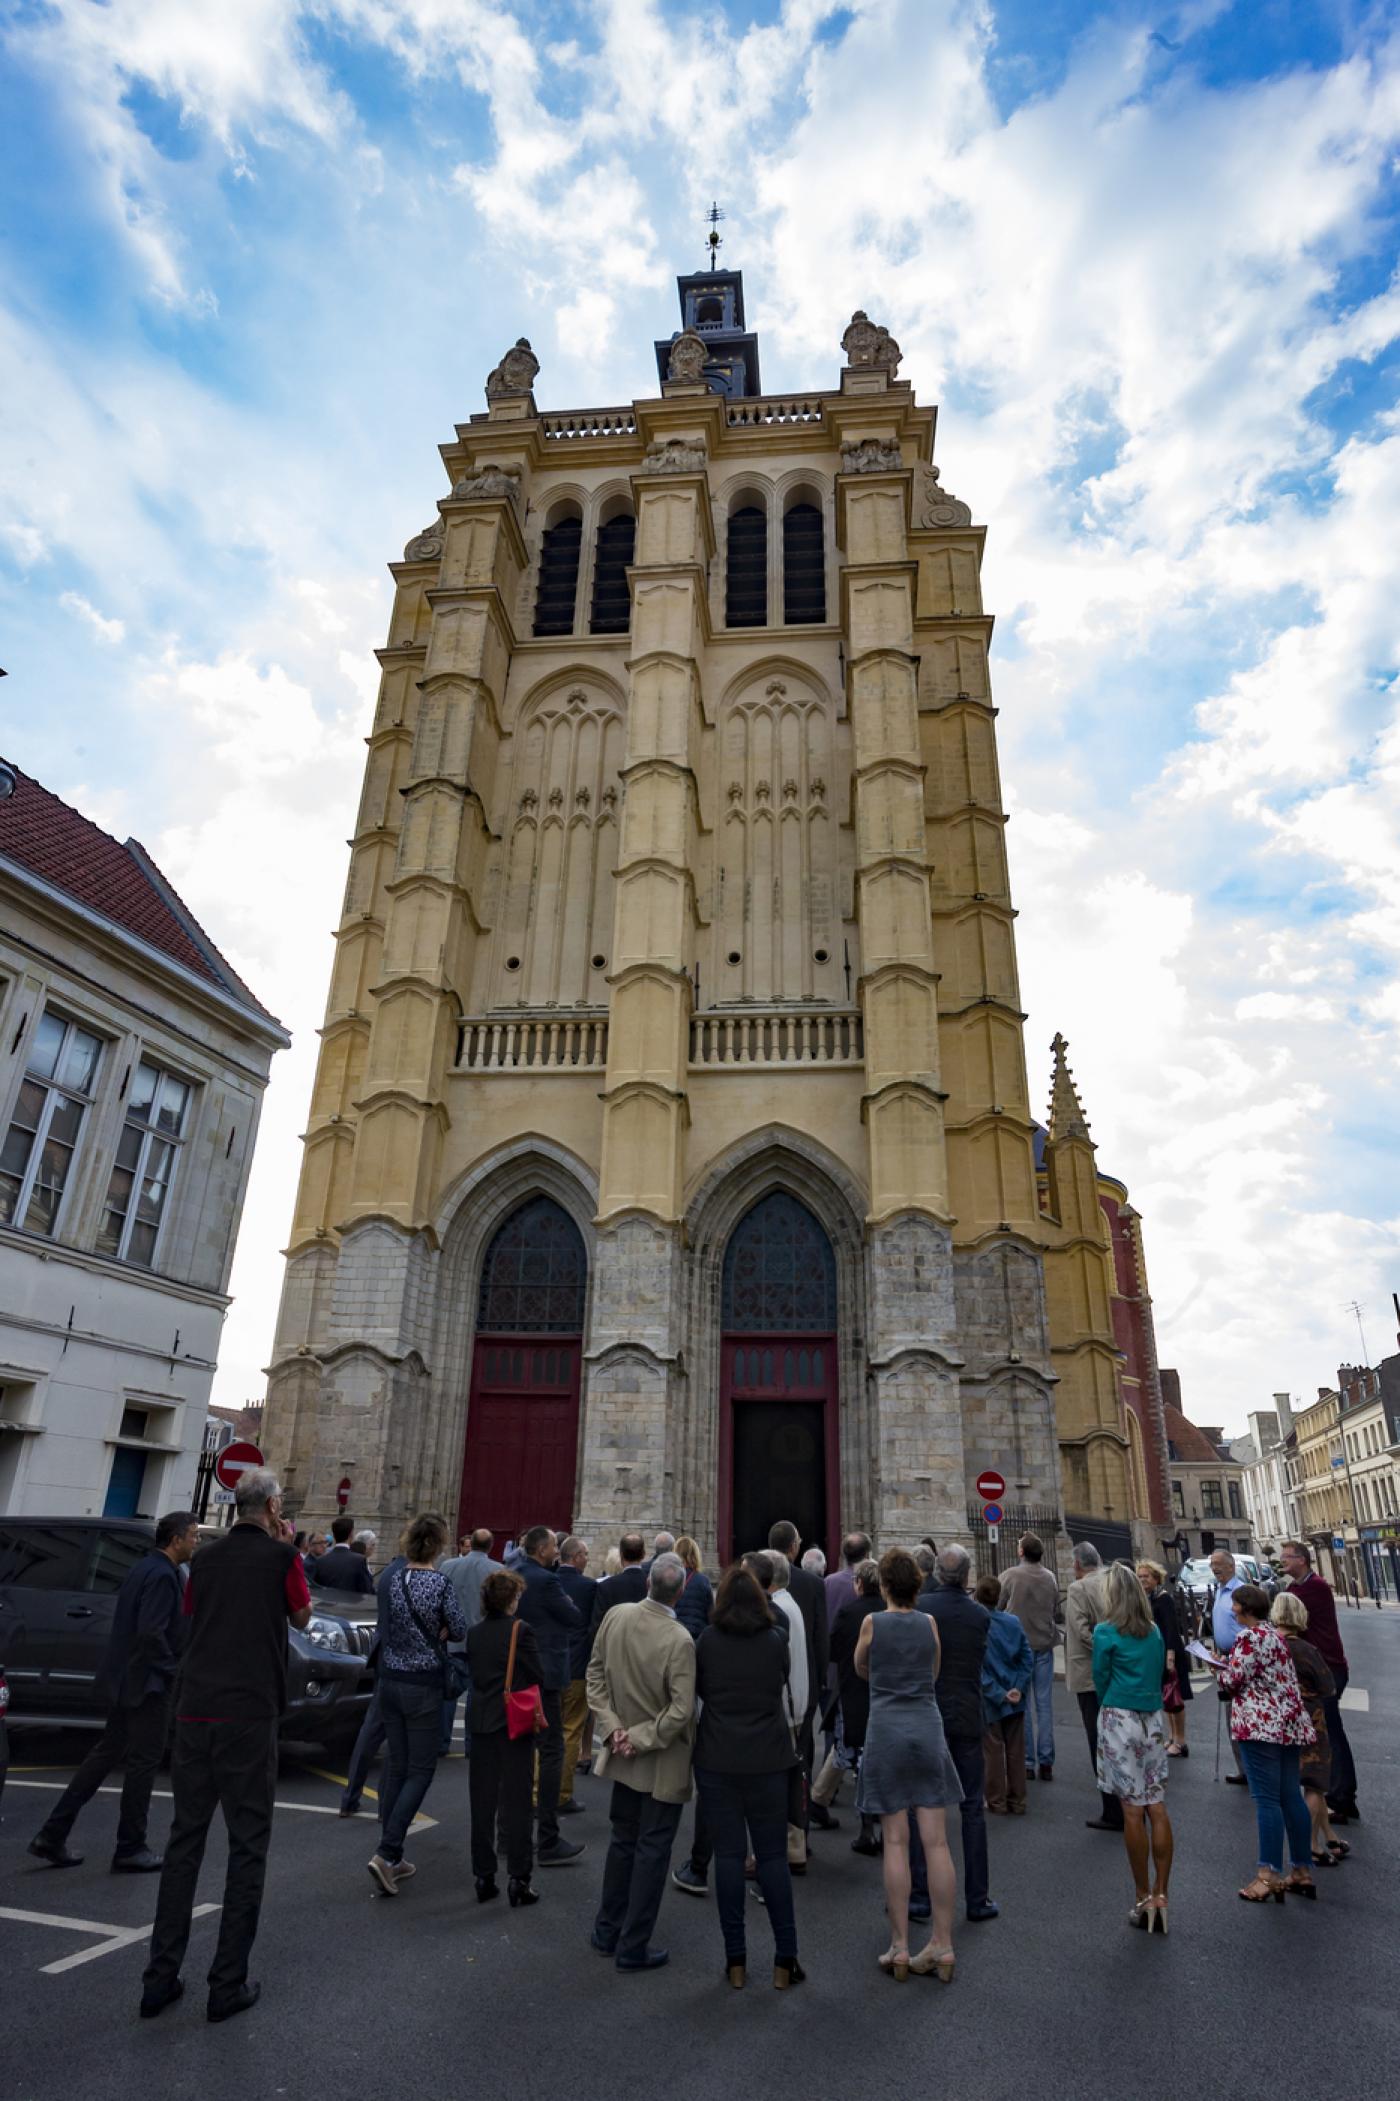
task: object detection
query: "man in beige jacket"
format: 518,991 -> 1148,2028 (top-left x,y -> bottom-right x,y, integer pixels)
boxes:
1064,1541 -> 1123,1833
585,1553 -> 697,1972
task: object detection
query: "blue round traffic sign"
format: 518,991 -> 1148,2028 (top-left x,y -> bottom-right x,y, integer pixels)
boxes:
982,1502 -> 1003,1526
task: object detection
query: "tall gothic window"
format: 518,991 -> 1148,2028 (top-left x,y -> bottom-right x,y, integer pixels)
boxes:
721,1192 -> 836,1331
726,504 -> 767,627
590,512 -> 635,634
477,1196 -> 586,1332
783,501 -> 825,624
533,514 -> 582,637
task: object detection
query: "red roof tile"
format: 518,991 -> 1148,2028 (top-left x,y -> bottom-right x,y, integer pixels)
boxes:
0,759 -> 280,1027
1163,1402 -> 1226,1464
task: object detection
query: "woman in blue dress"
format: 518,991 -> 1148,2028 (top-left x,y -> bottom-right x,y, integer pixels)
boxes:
854,1547 -> 962,1982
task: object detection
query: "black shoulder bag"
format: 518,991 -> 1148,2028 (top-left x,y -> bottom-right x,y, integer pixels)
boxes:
398,1570 -> 471,1698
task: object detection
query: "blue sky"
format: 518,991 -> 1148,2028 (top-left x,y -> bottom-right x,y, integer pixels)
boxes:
2,0 -> 1399,1432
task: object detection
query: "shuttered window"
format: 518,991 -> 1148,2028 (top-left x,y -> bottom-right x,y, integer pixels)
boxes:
533,516 -> 582,637
783,502 -> 825,624
590,513 -> 635,634
725,505 -> 767,627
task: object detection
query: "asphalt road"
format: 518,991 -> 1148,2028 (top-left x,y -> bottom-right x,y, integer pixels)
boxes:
3,1604 -> 1397,2101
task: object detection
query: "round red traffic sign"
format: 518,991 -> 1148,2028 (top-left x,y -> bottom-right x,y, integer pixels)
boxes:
213,1440 -> 264,1492
336,1476 -> 352,1510
975,1469 -> 1006,1502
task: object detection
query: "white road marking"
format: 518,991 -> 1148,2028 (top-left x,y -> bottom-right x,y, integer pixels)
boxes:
6,1776 -> 437,1829
0,1901 -> 220,1975
1340,1686 -> 1369,1711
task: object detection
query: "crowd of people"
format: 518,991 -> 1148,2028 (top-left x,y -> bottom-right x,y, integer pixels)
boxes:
21,1477 -> 1365,2020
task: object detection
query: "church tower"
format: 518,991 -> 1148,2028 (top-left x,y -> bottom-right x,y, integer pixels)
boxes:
264,262 -> 1111,1563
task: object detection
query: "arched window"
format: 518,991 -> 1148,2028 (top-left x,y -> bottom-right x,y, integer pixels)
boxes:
533,514 -> 582,637
726,504 -> 767,627
721,1192 -> 836,1331
477,1196 -> 586,1332
783,501 -> 825,624
590,511 -> 635,634
696,295 -> 723,326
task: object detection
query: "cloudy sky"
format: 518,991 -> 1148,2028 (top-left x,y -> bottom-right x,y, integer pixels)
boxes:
3,0 -> 1398,1436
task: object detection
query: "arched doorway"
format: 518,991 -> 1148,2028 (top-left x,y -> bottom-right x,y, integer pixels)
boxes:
458,1195 -> 586,1552
718,1191 -> 838,1563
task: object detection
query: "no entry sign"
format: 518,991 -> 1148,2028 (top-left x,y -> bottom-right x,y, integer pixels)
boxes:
975,1469 -> 1006,1502
213,1440 -> 264,1492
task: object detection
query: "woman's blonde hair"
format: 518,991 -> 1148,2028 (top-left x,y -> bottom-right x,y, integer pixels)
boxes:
1270,1589 -> 1308,1633
1135,1559 -> 1165,1587
603,1546 -> 623,1575
674,1535 -> 701,1574
1104,1561 -> 1154,1640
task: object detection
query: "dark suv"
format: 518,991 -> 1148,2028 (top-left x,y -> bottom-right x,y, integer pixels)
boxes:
0,1517 -> 376,1745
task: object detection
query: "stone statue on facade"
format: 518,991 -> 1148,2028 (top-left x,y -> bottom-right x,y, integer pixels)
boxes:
485,337 -> 540,398
641,434 -> 707,474
841,310 -> 902,377
840,436 -> 903,475
666,330 -> 709,385
914,463 -> 972,528
402,521 -> 444,561
451,463 -> 522,505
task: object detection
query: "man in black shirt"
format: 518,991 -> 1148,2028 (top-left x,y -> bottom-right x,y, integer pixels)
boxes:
30,1510 -> 198,1872
309,1515 -> 374,1593
139,1468 -> 311,2024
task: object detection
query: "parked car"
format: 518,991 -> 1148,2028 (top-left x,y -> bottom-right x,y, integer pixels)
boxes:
0,1517 -> 377,1745
1179,1553 -> 1275,1611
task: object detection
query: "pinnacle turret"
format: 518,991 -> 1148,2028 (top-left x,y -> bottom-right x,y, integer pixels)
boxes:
1046,1032 -> 1093,1145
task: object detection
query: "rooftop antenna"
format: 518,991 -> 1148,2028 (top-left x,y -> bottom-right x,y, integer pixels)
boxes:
705,201 -> 725,267
1344,1298 -> 1369,1365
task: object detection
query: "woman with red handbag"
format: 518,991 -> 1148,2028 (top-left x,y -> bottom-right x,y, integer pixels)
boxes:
1138,1562 -> 1191,1757
466,1571 -> 546,1906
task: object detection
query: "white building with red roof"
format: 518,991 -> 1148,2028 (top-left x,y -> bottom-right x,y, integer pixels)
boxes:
0,758 -> 288,1521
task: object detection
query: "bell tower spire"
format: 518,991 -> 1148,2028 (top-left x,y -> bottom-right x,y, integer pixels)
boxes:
654,217 -> 761,398
1046,1031 -> 1093,1144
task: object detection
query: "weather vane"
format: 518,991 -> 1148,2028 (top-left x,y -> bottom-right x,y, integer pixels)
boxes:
705,201 -> 725,267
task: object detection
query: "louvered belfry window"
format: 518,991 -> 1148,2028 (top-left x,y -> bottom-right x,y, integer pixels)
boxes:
726,504 -> 767,627
783,502 -> 825,624
590,512 -> 635,634
533,515 -> 582,637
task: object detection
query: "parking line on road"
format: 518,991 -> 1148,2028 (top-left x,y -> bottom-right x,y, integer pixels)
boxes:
302,1767 -> 437,1829
0,1901 -> 220,1975
1340,1687 -> 1369,1711
4,1778 -> 416,1819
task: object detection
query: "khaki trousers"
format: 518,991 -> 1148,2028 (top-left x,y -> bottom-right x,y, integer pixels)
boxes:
559,1677 -> 589,1804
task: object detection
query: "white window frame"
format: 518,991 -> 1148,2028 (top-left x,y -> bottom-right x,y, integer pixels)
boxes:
97,1057 -> 195,1271
0,1008 -> 105,1240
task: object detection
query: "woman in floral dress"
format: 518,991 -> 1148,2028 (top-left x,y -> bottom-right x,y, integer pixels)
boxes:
1210,1583 -> 1317,1903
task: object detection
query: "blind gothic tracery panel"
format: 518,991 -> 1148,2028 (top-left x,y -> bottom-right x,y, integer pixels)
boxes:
477,1196 -> 587,1333
721,1192 -> 837,1333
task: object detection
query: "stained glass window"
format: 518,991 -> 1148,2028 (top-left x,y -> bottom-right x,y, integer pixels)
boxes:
721,1191 -> 835,1332
477,1196 -> 586,1333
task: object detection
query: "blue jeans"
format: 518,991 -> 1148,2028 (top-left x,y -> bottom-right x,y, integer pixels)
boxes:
1238,1740 -> 1312,1873
378,1675 -> 443,1863
694,1765 -> 797,1963
1025,1648 -> 1055,1769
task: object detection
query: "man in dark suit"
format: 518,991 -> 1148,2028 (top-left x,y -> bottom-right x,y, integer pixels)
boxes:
556,1536 -> 597,1813
140,1468 -> 312,2023
913,1543 -> 998,1923
30,1510 -> 199,1872
310,1516 -> 374,1593
768,1519 -> 830,1862
517,1525 -> 585,1866
588,1532 -> 649,1637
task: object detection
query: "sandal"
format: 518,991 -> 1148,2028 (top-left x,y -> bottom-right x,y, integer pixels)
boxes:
878,1945 -> 910,1981
909,1944 -> 955,1981
1238,1870 -> 1285,1905
1327,1839 -> 1350,1860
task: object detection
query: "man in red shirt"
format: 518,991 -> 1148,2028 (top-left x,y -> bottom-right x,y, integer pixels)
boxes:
1280,1541 -> 1358,1821
139,1468 -> 311,2024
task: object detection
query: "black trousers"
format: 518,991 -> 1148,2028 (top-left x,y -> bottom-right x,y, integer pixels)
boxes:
1078,1689 -> 1123,1826
534,1687 -> 565,1849
1324,1665 -> 1358,1811
37,1690 -> 170,1857
468,1727 -> 534,1880
342,1688 -> 385,1810
687,1791 -> 713,1876
143,1718 -> 278,2001
594,1783 -> 682,1960
909,1729 -> 990,1910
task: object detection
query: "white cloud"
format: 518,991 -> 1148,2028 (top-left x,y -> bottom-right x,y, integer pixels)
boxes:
59,592 -> 126,643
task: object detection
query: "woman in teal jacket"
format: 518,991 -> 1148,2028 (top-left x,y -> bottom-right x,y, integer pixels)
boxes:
973,1575 -> 1034,1814
1093,1563 -> 1173,1934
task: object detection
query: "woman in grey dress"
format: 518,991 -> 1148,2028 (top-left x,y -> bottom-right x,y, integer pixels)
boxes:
855,1547 -> 962,1982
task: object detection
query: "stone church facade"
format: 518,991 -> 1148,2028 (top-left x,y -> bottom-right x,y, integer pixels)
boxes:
263,269 -> 1161,1564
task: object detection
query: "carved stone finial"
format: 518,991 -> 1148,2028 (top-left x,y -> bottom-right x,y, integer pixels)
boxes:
575,786 -> 591,809
754,777 -> 771,803
782,777 -> 799,801
451,463 -> 522,506
841,436 -> 902,475
914,463 -> 972,528
666,330 -> 709,385
641,433 -> 707,475
403,521 -> 443,562
810,775 -> 826,801
765,679 -> 787,697
548,785 -> 564,810
727,779 -> 744,803
842,309 -> 902,377
519,787 -> 539,811
485,337 -> 539,399
601,784 -> 618,809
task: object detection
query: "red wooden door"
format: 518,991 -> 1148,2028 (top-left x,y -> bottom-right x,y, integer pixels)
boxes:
458,1336 -> 582,1552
